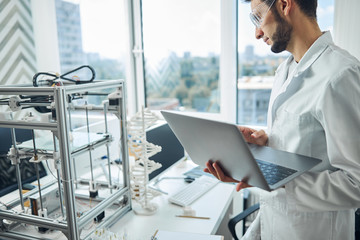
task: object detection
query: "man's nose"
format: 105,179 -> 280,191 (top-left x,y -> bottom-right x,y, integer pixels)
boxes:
255,27 -> 264,39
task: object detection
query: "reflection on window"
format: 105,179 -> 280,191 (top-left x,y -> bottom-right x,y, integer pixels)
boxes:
237,0 -> 334,125
142,0 -> 221,113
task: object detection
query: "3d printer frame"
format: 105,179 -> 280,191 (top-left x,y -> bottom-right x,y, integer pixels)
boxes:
0,80 -> 131,240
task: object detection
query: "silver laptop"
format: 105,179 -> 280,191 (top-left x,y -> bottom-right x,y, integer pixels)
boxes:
161,111 -> 322,191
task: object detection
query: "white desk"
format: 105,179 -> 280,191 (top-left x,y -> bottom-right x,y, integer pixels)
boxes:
111,160 -> 235,239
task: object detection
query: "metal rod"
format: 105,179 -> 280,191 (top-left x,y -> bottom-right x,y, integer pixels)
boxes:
32,130 -> 44,212
64,79 -> 123,94
55,87 -> 79,240
9,126 -> 25,211
71,105 -> 118,112
71,136 -> 111,156
119,95 -> 131,191
15,164 -> 25,211
85,102 -> 95,184
73,105 -> 103,111
76,179 -> 120,189
103,101 -> 113,192
20,102 -> 51,107
78,187 -> 128,229
53,134 -> 65,218
73,157 -> 78,189
0,121 -> 57,131
0,231 -> 51,240
68,107 -> 73,131
0,210 -> 68,232
35,164 -> 43,211
56,167 -> 65,218
0,86 -> 55,95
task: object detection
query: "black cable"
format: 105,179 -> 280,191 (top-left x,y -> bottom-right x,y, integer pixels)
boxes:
32,72 -> 58,87
59,65 -> 96,83
32,65 -> 96,87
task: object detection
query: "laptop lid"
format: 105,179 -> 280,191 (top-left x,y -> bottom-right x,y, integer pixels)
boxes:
161,111 -> 321,191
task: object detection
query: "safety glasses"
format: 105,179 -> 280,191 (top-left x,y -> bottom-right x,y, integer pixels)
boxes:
249,0 -> 276,28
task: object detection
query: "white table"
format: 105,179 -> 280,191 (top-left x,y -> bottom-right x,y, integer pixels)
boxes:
110,160 -> 235,239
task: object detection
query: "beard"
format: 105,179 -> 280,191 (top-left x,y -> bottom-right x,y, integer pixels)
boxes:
270,8 -> 292,53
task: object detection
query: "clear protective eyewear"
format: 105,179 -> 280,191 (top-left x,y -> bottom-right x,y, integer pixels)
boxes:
249,0 -> 276,28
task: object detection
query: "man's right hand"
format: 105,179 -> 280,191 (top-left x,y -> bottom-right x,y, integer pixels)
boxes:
238,126 -> 268,146
204,160 -> 252,192
203,126 -> 268,191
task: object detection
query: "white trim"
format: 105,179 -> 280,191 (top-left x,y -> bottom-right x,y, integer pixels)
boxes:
123,0 -> 137,117
31,0 -> 61,72
124,0 -> 146,117
132,0 -> 146,112
219,0 -> 238,123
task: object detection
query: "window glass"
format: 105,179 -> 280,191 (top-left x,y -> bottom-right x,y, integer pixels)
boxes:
55,0 -> 127,105
237,0 -> 334,126
55,0 -> 127,79
142,0 -> 221,112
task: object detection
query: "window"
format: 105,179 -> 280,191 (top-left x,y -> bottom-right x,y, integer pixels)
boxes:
141,0 -> 221,113
236,0 -> 334,126
55,0 -> 127,83
54,0 -> 129,124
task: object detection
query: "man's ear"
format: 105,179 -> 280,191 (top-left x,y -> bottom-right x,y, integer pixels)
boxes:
279,0 -> 292,16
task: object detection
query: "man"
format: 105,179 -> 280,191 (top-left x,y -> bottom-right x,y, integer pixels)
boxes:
205,0 -> 360,239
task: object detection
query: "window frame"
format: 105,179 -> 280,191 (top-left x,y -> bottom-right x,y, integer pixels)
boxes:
127,0 -> 238,122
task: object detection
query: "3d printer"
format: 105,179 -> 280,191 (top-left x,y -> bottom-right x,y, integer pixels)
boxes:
0,70 -> 131,240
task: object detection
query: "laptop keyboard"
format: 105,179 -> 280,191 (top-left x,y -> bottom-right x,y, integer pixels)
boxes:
256,159 -> 297,185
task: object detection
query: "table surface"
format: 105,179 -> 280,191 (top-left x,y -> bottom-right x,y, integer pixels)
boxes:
110,160 -> 235,239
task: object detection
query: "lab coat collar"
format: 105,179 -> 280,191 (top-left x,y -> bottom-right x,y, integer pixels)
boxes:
293,31 -> 333,77
269,31 -> 333,126
272,32 -> 333,85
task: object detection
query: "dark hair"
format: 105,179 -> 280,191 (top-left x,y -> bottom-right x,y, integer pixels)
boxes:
244,0 -> 317,19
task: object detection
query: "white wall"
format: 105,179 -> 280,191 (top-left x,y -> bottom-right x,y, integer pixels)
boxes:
31,0 -> 61,72
333,0 -> 360,60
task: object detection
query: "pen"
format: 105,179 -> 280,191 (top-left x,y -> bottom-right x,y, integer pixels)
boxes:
175,215 -> 210,220
151,229 -> 158,240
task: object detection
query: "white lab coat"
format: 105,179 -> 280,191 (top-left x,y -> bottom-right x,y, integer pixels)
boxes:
242,32 -> 360,240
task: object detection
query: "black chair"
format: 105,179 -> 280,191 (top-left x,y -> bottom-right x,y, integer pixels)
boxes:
228,203 -> 260,240
228,189 -> 260,240
228,204 -> 360,240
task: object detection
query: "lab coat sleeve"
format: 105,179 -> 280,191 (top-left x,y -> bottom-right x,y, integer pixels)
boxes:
285,65 -> 360,212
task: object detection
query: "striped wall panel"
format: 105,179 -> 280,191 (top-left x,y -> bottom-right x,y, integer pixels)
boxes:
0,0 -> 37,85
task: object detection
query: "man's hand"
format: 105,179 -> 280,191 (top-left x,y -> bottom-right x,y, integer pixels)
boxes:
238,126 -> 268,146
204,160 -> 252,192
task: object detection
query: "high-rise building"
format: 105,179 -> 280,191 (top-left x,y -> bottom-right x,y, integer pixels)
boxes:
55,0 -> 86,74
244,45 -> 255,62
